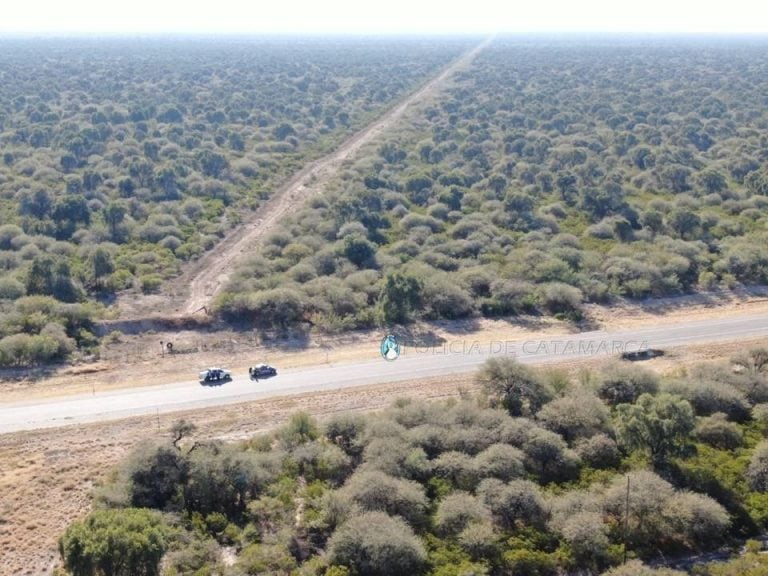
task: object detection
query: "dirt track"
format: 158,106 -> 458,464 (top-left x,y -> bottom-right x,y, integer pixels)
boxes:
115,38 -> 491,319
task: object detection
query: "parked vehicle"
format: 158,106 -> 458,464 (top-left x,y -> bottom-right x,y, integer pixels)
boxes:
249,364 -> 277,380
199,367 -> 232,385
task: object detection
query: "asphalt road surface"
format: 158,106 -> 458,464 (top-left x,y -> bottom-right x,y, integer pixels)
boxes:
2,313 -> 767,434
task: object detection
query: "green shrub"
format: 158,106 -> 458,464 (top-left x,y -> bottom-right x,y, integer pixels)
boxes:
537,391 -> 612,442
139,273 -> 163,294
540,282 -> 583,317
474,444 -> 526,482
695,413 -> 743,450
237,541 -> 298,575
324,413 -> 367,458
434,491 -> 491,537
59,508 -> 167,576
597,364 -> 659,406
600,560 -> 685,575
503,548 -> 559,576
0,276 -> 25,299
477,478 -> 547,530
666,379 -> 750,422
478,358 -> 554,417
339,469 -> 429,529
328,511 -> 427,576
574,434 -> 621,469
748,442 -> 768,492
432,451 -> 479,491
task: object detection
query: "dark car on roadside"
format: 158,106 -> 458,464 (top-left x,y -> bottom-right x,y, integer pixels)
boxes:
199,367 -> 232,385
249,364 -> 277,379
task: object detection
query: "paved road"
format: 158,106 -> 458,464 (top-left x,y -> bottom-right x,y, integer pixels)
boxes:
1,313 -> 767,434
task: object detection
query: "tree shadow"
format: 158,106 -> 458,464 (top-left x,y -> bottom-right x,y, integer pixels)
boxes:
0,363 -> 62,383
431,316 -> 484,335
665,459 -> 759,539
499,314 -> 582,333
253,324 -> 312,351
625,285 -> 768,317
394,325 -> 446,348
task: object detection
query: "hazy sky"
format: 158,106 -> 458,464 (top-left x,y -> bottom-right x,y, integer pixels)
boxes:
2,0 -> 768,35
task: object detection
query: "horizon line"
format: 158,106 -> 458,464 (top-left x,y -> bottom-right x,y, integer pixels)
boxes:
3,30 -> 768,39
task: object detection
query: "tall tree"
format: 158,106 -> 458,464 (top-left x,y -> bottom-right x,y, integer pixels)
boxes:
90,247 -> 114,289
59,508 -> 167,576
379,272 -> 422,324
477,357 -> 553,417
615,393 -> 694,463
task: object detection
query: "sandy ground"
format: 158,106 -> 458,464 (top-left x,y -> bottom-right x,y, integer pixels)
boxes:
2,333 -> 767,576
2,287 -> 767,402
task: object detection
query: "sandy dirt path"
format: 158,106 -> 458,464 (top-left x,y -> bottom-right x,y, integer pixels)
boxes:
115,38 -> 491,319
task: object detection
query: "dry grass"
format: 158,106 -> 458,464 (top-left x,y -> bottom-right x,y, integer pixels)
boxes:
2,336 -> 767,575
3,288 -> 768,402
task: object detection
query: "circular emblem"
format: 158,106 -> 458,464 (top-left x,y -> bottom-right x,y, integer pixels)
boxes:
380,334 -> 400,361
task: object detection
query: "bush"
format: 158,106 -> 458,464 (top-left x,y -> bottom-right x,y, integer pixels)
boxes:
753,403 -> 768,428
139,273 -> 163,294
458,521 -> 498,559
162,536 -> 221,576
289,441 -> 353,485
123,442 -> 189,510
597,364 -> 659,406
422,274 -> 476,319
540,282 -> 583,317
602,471 -> 676,551
59,508 -> 167,576
522,428 -> 581,483
343,234 -> 376,267
0,332 -> 72,366
408,424 -> 449,458
477,478 -> 547,530
474,443 -> 526,482
431,451 -> 479,491
559,511 -> 611,565
600,560 -> 685,575
601,471 -> 728,553
434,492 -> 491,536
328,511 -> 427,576
324,413 -> 367,458
537,391 -> 612,442
548,490 -> 602,532
184,446 -> 274,519
237,541 -> 298,574
445,425 -> 499,456
361,436 -> 430,480
615,393 -> 695,462
695,413 -> 742,450
339,469 -> 429,528
663,491 -> 730,549
379,272 -> 423,324
503,548 -> 559,576
482,279 -> 537,315
478,358 -> 554,417
278,412 -> 319,449
747,441 -> 768,492
219,288 -> 307,328
575,434 -> 621,469
0,276 -> 25,299
665,379 -> 750,422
